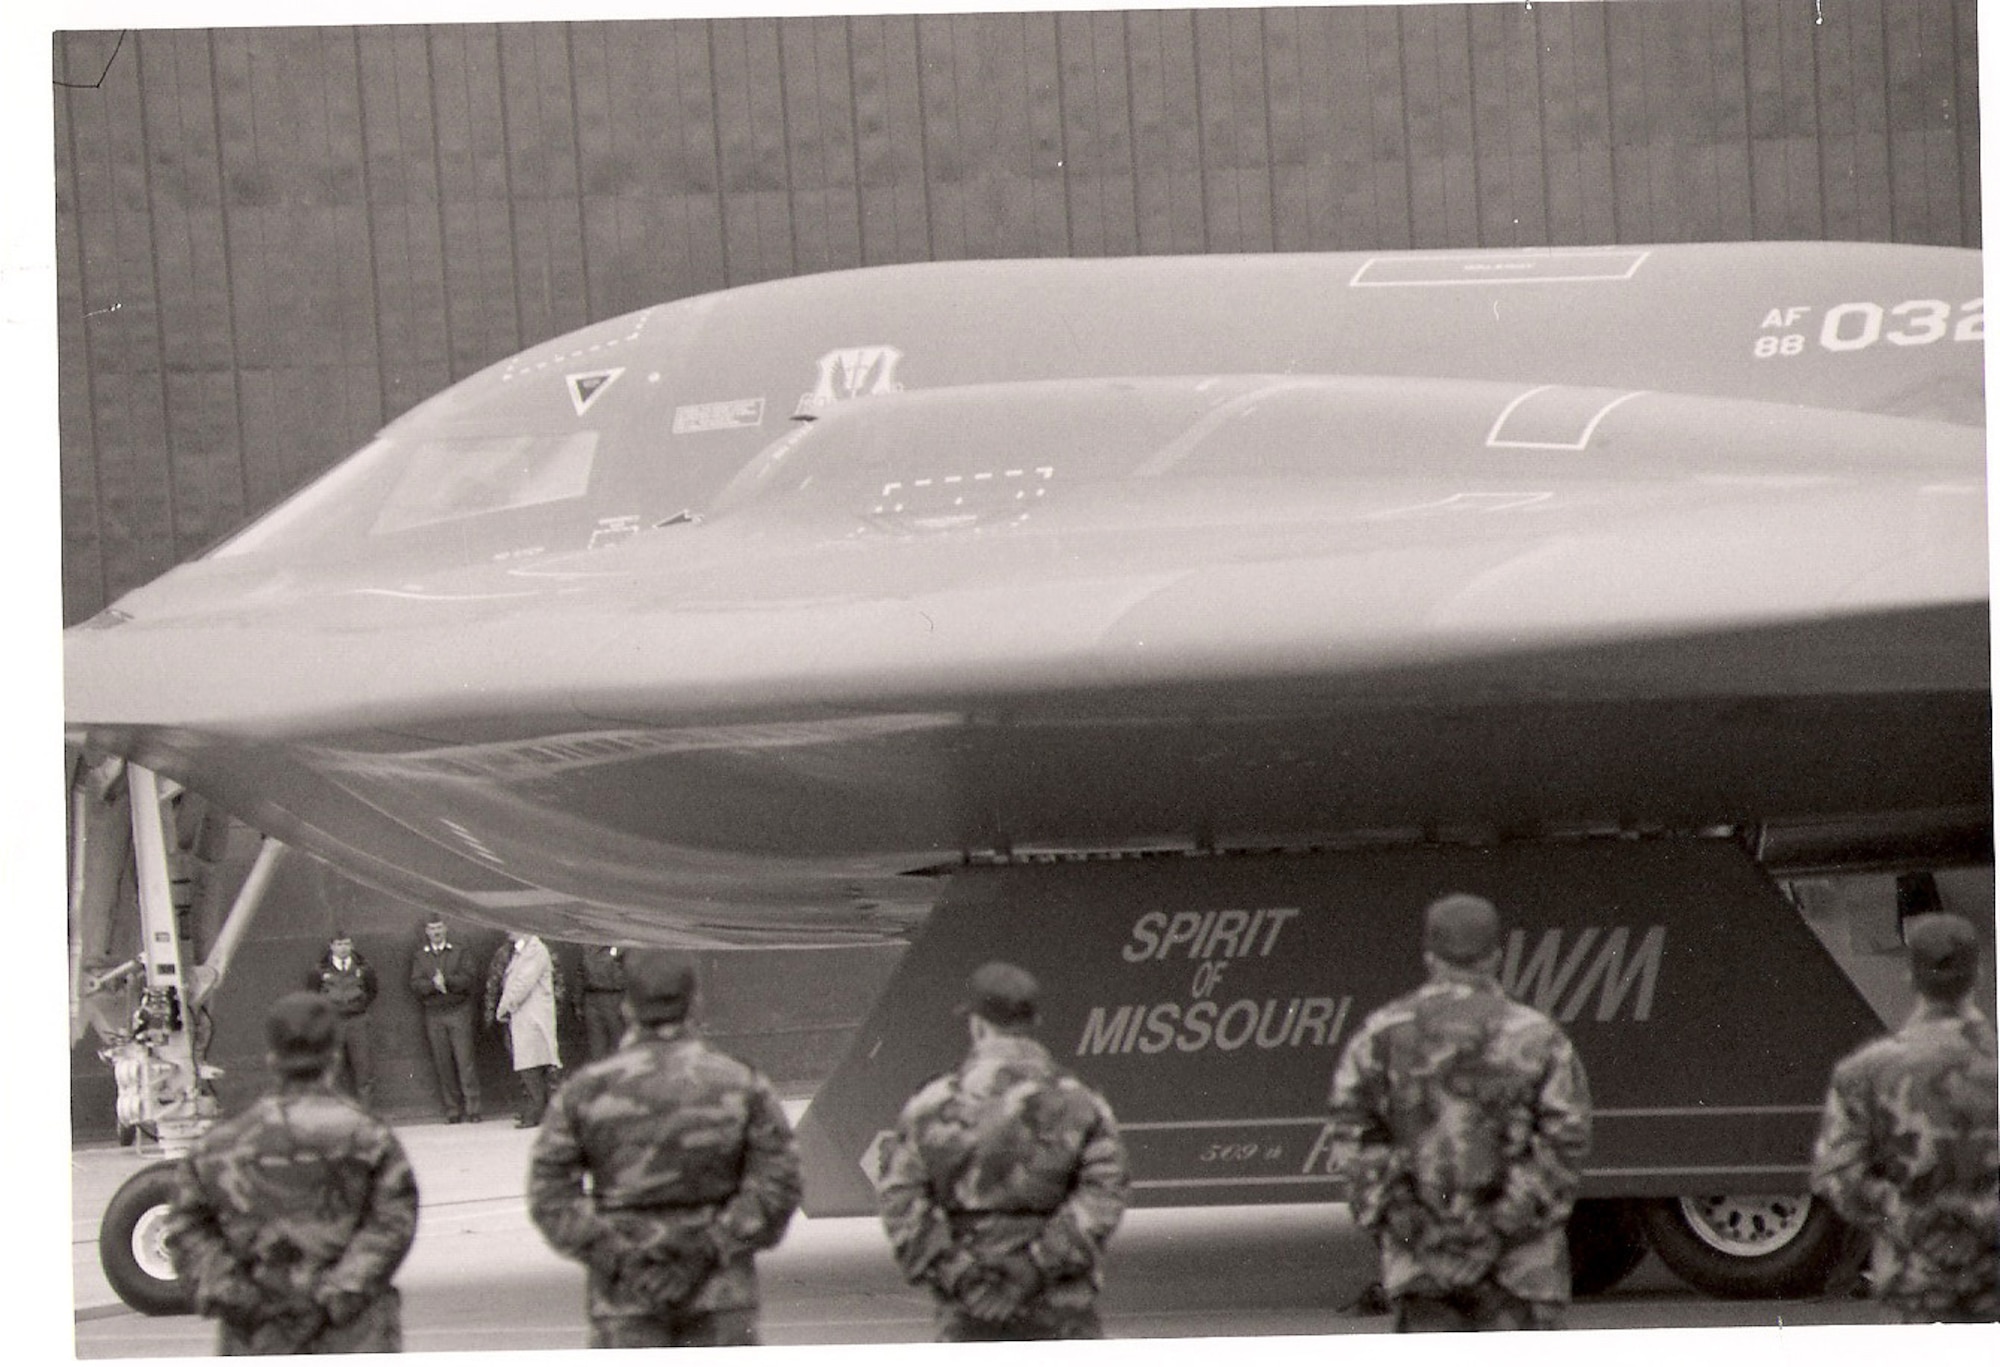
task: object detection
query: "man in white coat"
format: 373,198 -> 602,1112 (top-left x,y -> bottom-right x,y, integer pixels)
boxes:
496,932 -> 561,1128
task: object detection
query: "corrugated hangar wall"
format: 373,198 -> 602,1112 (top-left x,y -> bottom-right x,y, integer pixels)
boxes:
55,2 -> 1980,629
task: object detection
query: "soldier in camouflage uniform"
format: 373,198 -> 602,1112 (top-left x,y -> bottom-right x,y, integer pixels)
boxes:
1325,893 -> 1593,1331
1811,911 -> 1998,1323
878,961 -> 1129,1341
527,949 -> 802,1348
163,991 -> 419,1354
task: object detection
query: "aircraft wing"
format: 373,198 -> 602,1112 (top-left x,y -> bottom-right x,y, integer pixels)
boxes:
63,245 -> 1990,946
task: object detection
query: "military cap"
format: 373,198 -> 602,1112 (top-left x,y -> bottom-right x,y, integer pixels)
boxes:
624,949 -> 697,1024
267,991 -> 339,1067
959,961 -> 1040,1027
1906,912 -> 1980,997
1424,892 -> 1502,967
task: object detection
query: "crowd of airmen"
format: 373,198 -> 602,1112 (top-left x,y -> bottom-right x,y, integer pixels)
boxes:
156,893 -> 1998,1350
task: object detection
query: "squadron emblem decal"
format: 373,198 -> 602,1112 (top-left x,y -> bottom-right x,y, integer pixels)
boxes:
795,345 -> 904,417
566,367 -> 626,416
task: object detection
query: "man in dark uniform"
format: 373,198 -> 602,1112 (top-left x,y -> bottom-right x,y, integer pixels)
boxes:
1812,911 -> 1998,1323
526,950 -> 802,1348
1324,892 -> 1593,1331
409,913 -> 482,1123
576,943 -> 630,1063
308,931 -> 379,1107
164,991 -> 419,1354
878,961 -> 1129,1341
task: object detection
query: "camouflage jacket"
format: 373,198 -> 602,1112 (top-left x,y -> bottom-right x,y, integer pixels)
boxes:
1325,962 -> 1593,1304
527,1022 -> 802,1316
878,1032 -> 1128,1314
162,1080 -> 418,1345
1810,999 -> 1999,1315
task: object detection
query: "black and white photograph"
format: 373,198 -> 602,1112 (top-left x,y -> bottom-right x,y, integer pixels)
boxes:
13,0 -> 1997,1361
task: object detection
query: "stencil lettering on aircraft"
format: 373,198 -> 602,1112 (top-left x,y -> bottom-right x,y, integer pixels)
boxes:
1497,925 -> 1667,1023
1077,907 -> 1353,1058
1752,298 -> 1983,359
673,398 -> 766,434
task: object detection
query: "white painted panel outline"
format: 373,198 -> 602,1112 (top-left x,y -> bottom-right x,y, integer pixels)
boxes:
1350,249 -> 1652,287
1485,385 -> 1649,451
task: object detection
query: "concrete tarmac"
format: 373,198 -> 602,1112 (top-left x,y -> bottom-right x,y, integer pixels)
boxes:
69,1111 -> 1948,1361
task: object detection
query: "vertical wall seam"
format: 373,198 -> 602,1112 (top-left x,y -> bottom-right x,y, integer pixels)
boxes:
908,17 -> 936,262
1259,8 -> 1279,250
1810,0 -> 1829,237
1397,8 -> 1417,247
1599,3 -> 1626,243
1053,12 -> 1074,254
1877,0 -> 1897,240
1948,0 -> 1970,243
1533,3 -> 1554,245
495,23 -> 529,348
1121,10 -> 1142,251
1738,0 -> 1758,240
200,32 -> 249,533
847,16 -> 868,263
1464,5 -> 1484,245
564,22 -> 593,322
134,31 -> 184,562
352,27 -> 392,435
60,39 -> 112,613
1707,1 -> 1725,239
776,19 -> 800,278
707,20 -> 733,285
1190,9 -> 1210,252
421,26 -> 458,381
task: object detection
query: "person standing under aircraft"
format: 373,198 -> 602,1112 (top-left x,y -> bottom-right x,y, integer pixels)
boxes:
307,931 -> 378,1107
496,931 -> 562,1127
527,950 -> 802,1348
576,943 -> 630,1063
1811,911 -> 1998,1323
878,961 -> 1129,1341
1324,892 -> 1593,1331
164,991 -> 419,1354
409,913 -> 482,1123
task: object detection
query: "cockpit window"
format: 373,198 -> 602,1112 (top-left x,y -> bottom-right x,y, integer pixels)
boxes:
371,432 -> 598,534
208,430 -> 600,560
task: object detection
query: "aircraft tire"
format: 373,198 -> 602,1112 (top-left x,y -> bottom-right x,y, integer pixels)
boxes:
1565,1198 -> 1649,1297
100,1161 -> 193,1316
1638,1194 -> 1846,1299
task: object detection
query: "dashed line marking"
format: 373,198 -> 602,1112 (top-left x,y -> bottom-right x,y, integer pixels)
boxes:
870,467 -> 1055,518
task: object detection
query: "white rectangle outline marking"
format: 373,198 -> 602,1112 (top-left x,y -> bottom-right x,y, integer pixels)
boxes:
1349,249 -> 1652,287
671,396 -> 766,435
1486,386 -> 1649,450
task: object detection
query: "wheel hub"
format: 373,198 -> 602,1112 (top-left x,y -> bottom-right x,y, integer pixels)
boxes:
1676,1194 -> 1813,1257
129,1203 -> 178,1282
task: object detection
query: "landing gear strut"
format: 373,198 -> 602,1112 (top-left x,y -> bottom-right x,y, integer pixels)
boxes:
71,760 -> 286,1315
